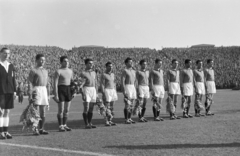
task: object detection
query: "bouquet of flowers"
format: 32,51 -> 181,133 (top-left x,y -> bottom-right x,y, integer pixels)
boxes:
95,98 -> 113,119
124,96 -> 133,113
194,94 -> 204,111
181,96 -> 188,110
205,94 -> 213,109
19,99 -> 41,131
151,93 -> 161,111
70,81 -> 78,100
166,96 -> 175,114
132,99 -> 142,116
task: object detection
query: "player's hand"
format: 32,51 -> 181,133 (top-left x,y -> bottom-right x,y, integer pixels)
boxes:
28,95 -> 32,102
53,96 -> 60,103
0,108 -> 3,114
82,94 -> 86,101
13,92 -> 17,100
47,105 -> 50,111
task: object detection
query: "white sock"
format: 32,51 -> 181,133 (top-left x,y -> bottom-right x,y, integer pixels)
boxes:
3,117 -> 9,127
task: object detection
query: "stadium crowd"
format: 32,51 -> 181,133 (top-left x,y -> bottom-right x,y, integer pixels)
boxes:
0,44 -> 240,94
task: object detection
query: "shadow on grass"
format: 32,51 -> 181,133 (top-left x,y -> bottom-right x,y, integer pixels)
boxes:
104,142 -> 240,149
9,115 -> 172,136
9,117 -> 129,136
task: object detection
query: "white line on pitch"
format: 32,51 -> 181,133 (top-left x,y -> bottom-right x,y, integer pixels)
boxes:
0,142 -> 115,156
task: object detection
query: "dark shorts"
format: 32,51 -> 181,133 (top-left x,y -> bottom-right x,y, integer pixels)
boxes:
0,94 -> 14,109
58,85 -> 72,102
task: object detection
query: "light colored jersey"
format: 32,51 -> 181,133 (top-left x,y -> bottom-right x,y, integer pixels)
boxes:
55,68 -> 73,86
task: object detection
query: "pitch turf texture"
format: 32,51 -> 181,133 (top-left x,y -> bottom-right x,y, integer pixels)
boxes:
0,90 -> 240,156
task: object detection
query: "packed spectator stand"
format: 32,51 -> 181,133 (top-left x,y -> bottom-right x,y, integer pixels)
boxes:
1,44 -> 240,95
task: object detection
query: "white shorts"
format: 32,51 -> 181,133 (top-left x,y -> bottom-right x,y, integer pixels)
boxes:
206,81 -> 216,94
32,86 -> 49,106
104,88 -> 118,102
168,82 -> 181,95
125,85 -> 137,100
152,85 -> 165,98
195,82 -> 205,95
83,87 -> 97,103
183,82 -> 194,96
138,85 -> 150,98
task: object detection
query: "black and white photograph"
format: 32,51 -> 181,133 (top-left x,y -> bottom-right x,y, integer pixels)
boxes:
0,0 -> 240,156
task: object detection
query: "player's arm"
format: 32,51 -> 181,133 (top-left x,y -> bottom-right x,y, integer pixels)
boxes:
100,74 -> 105,95
149,71 -> 153,92
12,65 -> 17,97
121,70 -> 126,96
53,71 -> 59,99
46,71 -> 50,99
28,70 -> 34,100
95,72 -> 98,95
180,70 -> 184,94
166,70 -> 170,92
135,71 -> 139,92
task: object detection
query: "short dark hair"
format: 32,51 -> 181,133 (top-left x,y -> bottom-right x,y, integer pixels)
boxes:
139,59 -> 147,65
172,59 -> 178,64
207,59 -> 213,64
155,59 -> 162,64
84,58 -> 93,64
60,56 -> 68,63
124,57 -> 132,64
105,62 -> 112,67
185,59 -> 191,64
35,54 -> 45,61
0,47 -> 9,53
196,60 -> 202,64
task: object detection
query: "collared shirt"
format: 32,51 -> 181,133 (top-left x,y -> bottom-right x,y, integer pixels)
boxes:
28,67 -> 48,87
101,72 -> 115,89
55,68 -> 73,86
136,70 -> 149,86
0,61 -> 10,73
193,69 -> 204,82
150,69 -> 164,86
204,68 -> 215,81
167,69 -> 180,83
80,70 -> 96,87
180,68 -> 193,84
121,68 -> 136,85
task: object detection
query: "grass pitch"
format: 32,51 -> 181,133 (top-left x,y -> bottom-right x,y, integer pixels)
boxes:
0,90 -> 240,156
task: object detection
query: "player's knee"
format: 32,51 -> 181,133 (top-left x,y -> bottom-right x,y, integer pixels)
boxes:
63,112 -> 68,117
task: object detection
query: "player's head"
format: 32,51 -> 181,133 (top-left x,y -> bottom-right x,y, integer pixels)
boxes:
196,60 -> 203,68
35,54 -> 45,67
139,59 -> 147,70
155,59 -> 162,68
207,59 -> 214,67
171,59 -> 179,69
124,57 -> 133,68
60,56 -> 69,68
84,58 -> 94,69
0,47 -> 11,61
184,59 -> 192,68
105,61 -> 113,72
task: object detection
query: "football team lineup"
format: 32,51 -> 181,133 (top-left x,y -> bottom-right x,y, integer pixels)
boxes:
1,48 -> 240,156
